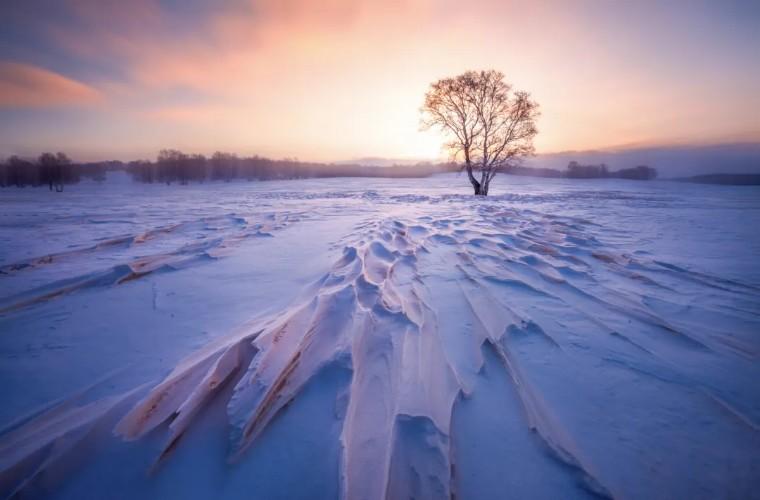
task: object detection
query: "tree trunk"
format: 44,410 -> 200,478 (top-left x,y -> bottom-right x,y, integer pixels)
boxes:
465,163 -> 481,195
478,170 -> 489,196
480,168 -> 499,196
468,168 -> 490,196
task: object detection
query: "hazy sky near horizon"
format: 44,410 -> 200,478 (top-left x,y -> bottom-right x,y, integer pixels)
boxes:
1,0 -> 759,162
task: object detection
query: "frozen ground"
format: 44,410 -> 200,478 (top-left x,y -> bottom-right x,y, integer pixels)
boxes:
1,173 -> 759,499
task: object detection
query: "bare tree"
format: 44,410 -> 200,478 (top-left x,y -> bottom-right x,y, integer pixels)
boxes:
37,152 -> 72,191
421,70 -> 539,195
54,152 -> 71,191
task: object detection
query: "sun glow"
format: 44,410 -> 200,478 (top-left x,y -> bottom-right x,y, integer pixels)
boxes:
1,0 -> 758,161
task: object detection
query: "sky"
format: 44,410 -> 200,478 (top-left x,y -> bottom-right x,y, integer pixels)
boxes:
0,0 -> 759,162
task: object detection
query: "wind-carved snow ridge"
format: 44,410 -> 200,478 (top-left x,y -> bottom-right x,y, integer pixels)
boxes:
2,192 -> 759,499
106,217 -> 464,499
337,221 -> 460,500
0,370 -> 145,497
217,218 -> 461,498
0,212 -> 301,313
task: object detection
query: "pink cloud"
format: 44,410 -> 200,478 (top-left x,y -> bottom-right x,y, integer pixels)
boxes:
44,0 -> 164,63
4,0 -> 757,157
0,62 -> 101,108
144,104 -> 229,123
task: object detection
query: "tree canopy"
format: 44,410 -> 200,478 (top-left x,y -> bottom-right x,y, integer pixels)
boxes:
422,70 -> 539,195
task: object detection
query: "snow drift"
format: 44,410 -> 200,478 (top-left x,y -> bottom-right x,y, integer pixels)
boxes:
1,175 -> 758,499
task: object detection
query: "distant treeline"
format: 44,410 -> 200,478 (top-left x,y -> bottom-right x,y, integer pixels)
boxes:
1,150 -> 459,188
1,152 -> 660,189
127,150 -> 459,184
0,153 -> 111,190
510,161 -> 658,180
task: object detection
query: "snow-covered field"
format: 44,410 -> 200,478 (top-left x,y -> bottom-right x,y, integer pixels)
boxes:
1,173 -> 759,499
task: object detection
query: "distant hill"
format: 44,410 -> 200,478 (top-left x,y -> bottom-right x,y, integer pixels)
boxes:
672,174 -> 760,186
525,142 -> 760,177
343,142 -> 760,178
335,157 -> 436,168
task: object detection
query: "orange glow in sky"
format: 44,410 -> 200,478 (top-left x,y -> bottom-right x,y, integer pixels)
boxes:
0,0 -> 758,161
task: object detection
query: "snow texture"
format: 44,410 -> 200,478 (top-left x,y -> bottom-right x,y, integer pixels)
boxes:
1,173 -> 759,499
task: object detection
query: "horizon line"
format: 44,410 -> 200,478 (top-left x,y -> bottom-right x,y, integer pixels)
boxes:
2,138 -> 760,165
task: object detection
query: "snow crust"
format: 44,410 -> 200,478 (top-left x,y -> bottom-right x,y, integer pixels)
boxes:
1,174 -> 759,499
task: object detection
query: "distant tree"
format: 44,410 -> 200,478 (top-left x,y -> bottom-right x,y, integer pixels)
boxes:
37,153 -> 58,191
55,152 -> 72,190
188,154 -> 207,183
566,161 -> 610,179
38,152 -> 55,190
119,151 -> 460,185
4,156 -> 36,187
211,152 -> 238,181
564,162 -> 657,180
38,152 -> 74,191
128,160 -> 155,183
616,165 -> 657,180
157,149 -> 186,184
421,70 -> 539,195
566,160 -> 580,177
80,162 -> 108,183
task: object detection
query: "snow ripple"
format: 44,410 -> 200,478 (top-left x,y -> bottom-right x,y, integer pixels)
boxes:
1,196 -> 759,499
